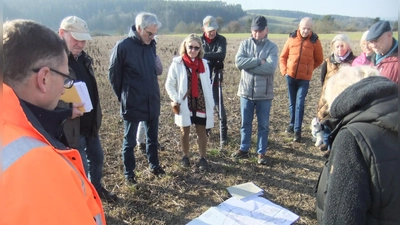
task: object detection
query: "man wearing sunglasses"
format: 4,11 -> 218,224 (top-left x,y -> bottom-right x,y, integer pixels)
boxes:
109,12 -> 165,185
58,16 -> 117,202
3,19 -> 105,225
201,15 -> 228,147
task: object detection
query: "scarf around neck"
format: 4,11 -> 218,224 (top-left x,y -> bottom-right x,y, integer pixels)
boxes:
182,54 -> 205,98
204,34 -> 213,44
376,38 -> 398,64
334,51 -> 351,63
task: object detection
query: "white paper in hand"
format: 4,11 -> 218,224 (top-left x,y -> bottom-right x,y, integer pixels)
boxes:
60,81 -> 93,112
75,82 -> 93,112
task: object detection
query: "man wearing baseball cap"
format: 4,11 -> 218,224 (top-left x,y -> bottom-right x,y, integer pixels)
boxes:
201,15 -> 228,146
59,16 -> 117,201
232,15 -> 278,165
367,20 -> 398,83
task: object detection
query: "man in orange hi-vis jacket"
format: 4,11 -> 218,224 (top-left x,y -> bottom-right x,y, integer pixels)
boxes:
2,19 -> 106,225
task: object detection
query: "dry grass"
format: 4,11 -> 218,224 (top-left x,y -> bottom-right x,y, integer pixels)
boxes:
85,35 -> 361,225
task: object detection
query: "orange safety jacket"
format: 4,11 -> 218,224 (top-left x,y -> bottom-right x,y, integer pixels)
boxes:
1,84 -> 106,225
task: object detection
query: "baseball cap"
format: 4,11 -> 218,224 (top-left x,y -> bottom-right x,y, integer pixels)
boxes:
203,16 -> 219,32
251,16 -> 267,31
366,20 -> 391,41
60,16 -> 92,41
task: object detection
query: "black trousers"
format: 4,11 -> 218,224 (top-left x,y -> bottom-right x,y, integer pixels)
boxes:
212,83 -> 228,140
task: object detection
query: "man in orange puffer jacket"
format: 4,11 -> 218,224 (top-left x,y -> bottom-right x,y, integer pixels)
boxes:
2,19 -> 106,225
279,17 -> 324,142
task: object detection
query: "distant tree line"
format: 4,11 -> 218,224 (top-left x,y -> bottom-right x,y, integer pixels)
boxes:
4,0 -> 245,34
4,0 -> 397,35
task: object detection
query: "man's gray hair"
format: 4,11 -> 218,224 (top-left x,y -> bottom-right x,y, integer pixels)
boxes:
324,66 -> 380,110
135,12 -> 162,30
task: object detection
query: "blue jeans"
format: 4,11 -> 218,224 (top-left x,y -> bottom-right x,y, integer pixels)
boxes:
240,97 -> 272,155
322,125 -> 331,150
286,75 -> 310,134
123,118 -> 160,178
77,134 -> 104,190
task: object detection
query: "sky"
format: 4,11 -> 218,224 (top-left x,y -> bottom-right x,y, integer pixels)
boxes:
224,0 -> 398,20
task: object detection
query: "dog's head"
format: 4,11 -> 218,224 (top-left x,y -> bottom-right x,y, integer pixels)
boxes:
311,118 -> 322,135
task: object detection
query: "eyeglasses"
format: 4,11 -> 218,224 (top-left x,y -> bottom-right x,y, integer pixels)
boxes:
188,46 -> 200,51
144,29 -> 157,38
32,67 -> 76,89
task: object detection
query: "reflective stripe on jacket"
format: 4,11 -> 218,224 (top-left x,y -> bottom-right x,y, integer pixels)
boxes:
2,84 -> 105,225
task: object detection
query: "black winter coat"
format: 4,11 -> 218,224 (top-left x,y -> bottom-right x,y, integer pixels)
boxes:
201,33 -> 227,83
109,26 -> 160,121
61,51 -> 102,148
316,76 -> 399,225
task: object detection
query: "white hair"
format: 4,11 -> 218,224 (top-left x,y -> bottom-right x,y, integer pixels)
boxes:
135,12 -> 162,30
324,66 -> 380,109
360,30 -> 369,44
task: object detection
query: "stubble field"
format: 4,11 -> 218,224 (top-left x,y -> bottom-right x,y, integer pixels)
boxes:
85,34 -> 361,225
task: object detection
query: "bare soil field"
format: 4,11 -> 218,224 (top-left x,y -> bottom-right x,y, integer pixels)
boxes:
85,35 -> 361,225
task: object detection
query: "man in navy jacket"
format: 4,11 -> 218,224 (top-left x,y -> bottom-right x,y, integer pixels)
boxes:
109,12 -> 165,185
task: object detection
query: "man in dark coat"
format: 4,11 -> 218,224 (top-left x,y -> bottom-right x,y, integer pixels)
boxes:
59,16 -> 116,201
201,15 -> 228,145
109,12 -> 165,185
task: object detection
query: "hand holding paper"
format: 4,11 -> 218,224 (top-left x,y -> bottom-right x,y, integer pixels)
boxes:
71,102 -> 84,118
60,81 -> 93,113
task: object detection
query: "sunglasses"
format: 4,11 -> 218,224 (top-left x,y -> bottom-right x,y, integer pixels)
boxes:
188,46 -> 200,51
32,67 -> 76,89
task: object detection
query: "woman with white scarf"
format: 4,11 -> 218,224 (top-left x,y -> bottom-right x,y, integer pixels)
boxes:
316,34 -> 355,157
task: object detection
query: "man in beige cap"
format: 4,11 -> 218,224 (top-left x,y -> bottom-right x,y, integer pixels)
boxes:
201,15 -> 228,147
59,16 -> 117,202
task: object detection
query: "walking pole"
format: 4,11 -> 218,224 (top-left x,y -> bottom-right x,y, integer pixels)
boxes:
217,71 -> 223,150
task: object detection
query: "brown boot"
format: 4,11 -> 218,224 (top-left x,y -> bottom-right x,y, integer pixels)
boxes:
319,144 -> 328,151
323,150 -> 331,158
